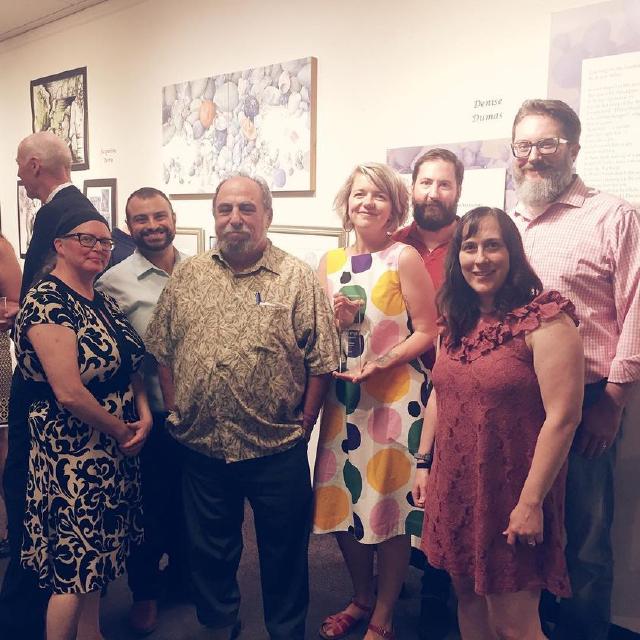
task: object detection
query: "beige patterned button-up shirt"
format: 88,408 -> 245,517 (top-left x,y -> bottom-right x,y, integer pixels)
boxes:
145,241 -> 339,462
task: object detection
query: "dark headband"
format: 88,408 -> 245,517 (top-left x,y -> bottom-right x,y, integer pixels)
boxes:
54,211 -> 110,247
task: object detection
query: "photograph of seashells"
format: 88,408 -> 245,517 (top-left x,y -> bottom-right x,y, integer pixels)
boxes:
162,56 -> 316,195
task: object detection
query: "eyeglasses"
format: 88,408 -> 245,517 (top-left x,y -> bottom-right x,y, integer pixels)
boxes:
61,233 -> 115,251
510,137 -> 570,158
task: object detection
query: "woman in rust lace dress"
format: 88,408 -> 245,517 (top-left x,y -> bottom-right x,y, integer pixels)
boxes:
412,207 -> 584,640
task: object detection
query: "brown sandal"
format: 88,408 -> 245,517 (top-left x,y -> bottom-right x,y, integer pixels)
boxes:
367,622 -> 396,639
319,599 -> 373,639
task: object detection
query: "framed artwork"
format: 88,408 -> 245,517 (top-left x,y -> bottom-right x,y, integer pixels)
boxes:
83,179 -> 117,229
209,235 -> 216,250
31,66 -> 89,170
175,227 -> 205,256
267,225 -> 345,270
163,56 -> 317,196
387,138 -> 515,212
17,181 -> 41,258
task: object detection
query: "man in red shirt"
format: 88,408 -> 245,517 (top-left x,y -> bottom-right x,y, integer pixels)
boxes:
393,148 -> 464,640
394,148 -> 463,287
393,147 -> 463,366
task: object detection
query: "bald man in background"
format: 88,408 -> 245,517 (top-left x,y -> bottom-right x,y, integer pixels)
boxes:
0,132 -> 100,639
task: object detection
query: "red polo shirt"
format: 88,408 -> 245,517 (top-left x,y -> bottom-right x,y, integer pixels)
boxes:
392,222 -> 451,291
392,221 -> 453,369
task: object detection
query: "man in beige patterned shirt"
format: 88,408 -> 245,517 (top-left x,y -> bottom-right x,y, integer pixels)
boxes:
146,174 -> 339,640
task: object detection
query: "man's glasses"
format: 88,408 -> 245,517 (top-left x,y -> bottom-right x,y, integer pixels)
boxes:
510,137 -> 570,159
61,233 -> 115,251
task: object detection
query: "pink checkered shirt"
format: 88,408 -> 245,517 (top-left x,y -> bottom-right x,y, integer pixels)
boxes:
510,175 -> 640,385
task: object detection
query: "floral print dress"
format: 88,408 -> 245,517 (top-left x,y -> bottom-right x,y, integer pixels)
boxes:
14,275 -> 145,594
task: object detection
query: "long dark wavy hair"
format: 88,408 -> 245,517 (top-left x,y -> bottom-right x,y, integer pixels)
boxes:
438,207 -> 543,346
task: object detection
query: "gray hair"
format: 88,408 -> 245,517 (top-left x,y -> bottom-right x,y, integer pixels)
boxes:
18,131 -> 72,174
212,173 -> 273,214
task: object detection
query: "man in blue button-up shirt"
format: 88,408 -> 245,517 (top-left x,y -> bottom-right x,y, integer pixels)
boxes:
96,186 -> 187,635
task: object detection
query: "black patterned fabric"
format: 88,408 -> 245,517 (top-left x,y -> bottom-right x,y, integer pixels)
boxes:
0,332 -> 10,426
13,275 -> 145,594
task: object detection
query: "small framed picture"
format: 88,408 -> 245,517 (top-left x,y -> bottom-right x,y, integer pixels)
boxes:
31,66 -> 89,171
83,178 -> 117,229
17,181 -> 41,258
175,227 -> 205,256
209,235 -> 216,250
267,225 -> 346,270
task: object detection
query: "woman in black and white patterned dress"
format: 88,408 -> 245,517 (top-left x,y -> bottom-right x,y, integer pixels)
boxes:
14,212 -> 151,640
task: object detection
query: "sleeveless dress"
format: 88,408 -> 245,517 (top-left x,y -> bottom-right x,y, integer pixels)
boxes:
313,243 -> 428,544
421,291 -> 576,596
14,275 -> 145,594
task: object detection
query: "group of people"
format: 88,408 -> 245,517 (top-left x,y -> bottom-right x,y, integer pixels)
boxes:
0,97 -> 636,640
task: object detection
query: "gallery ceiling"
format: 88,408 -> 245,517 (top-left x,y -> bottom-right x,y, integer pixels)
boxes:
0,0 -> 109,43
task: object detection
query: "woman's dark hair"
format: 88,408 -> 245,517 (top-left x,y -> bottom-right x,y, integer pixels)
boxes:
438,207 -> 543,346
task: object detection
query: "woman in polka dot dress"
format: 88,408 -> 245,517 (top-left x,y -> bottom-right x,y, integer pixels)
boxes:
313,163 -> 438,640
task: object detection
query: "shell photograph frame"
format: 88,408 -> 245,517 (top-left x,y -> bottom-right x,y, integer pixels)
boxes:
163,57 -> 317,196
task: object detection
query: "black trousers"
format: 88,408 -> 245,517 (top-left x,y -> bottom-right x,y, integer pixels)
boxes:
0,371 -> 49,640
126,412 -> 188,602
411,548 -> 451,602
181,440 -> 312,640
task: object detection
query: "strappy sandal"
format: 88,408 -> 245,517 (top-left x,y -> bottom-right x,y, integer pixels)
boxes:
319,599 -> 373,639
367,622 -> 396,639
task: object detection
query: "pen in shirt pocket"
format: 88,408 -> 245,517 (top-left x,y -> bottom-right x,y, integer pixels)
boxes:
254,292 -> 287,309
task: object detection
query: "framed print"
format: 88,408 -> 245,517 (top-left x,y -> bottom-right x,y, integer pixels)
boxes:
209,235 -> 216,250
31,66 -> 89,170
83,179 -> 117,229
267,225 -> 345,270
17,181 -> 41,258
175,227 -> 205,256
163,56 -> 317,196
387,138 -> 514,212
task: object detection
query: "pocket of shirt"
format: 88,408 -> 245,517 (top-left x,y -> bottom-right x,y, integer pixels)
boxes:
254,304 -> 294,349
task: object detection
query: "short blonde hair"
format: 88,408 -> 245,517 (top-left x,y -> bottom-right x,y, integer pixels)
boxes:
333,163 -> 409,232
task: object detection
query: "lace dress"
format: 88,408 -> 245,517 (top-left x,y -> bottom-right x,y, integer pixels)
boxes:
421,291 -> 576,596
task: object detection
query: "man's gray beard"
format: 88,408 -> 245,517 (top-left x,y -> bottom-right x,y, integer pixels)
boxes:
514,164 -> 574,207
219,237 -> 251,258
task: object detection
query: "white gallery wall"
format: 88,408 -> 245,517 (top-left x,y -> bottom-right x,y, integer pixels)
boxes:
0,0 -> 638,631
0,0 -> 587,237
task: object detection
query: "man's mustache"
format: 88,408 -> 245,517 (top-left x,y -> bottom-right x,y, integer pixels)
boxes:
523,160 -> 552,172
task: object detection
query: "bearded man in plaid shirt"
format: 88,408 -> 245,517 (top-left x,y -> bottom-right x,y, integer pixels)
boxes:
508,98 -> 640,640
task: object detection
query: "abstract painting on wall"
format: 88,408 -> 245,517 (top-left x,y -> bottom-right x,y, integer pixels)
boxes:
162,57 -> 316,195
30,67 -> 89,170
